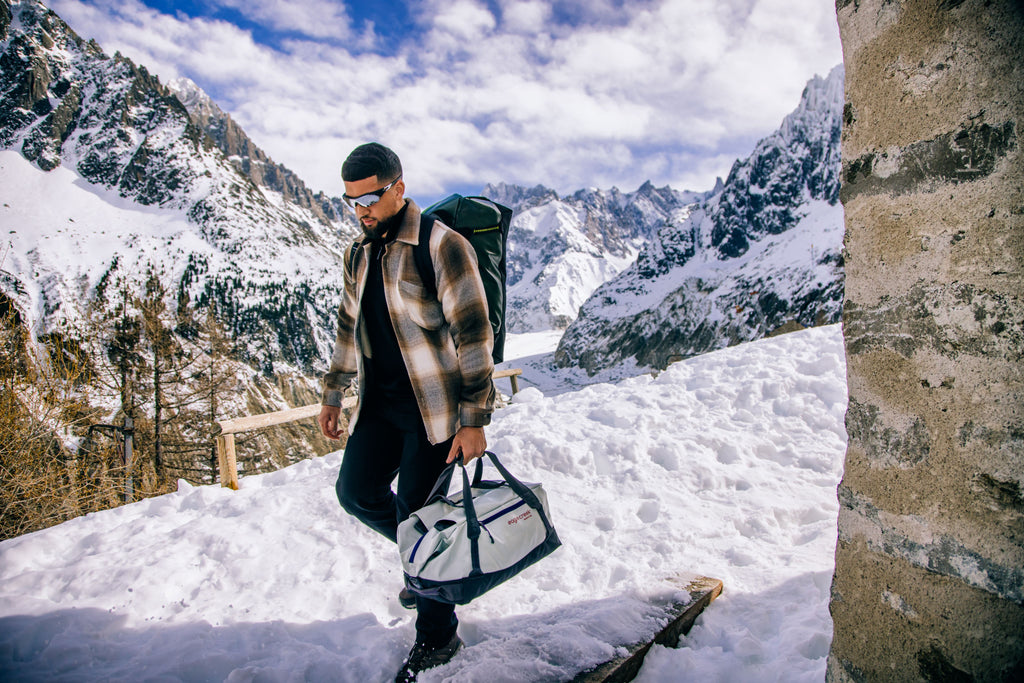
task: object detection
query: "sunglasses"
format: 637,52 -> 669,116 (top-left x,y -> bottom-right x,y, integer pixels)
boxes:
342,176 -> 401,208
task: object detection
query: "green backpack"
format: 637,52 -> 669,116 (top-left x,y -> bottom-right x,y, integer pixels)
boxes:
417,194 -> 512,364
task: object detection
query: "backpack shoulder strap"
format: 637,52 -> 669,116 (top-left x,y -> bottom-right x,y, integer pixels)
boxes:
347,237 -> 365,275
415,212 -> 437,296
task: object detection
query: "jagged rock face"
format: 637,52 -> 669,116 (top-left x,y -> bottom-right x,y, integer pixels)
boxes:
1,1 -> 201,201
1,2 -> 12,40
486,180 -> 706,332
555,65 -> 846,374
167,77 -> 349,227
0,0 -> 358,374
710,74 -> 842,259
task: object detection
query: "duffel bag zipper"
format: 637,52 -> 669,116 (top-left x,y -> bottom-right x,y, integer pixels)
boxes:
478,499 -> 530,543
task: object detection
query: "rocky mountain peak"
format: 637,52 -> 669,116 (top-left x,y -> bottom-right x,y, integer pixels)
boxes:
165,77 -> 349,227
554,66 -> 846,374
710,65 -> 844,259
501,177 -> 706,332
2,0 -> 205,201
481,182 -> 560,211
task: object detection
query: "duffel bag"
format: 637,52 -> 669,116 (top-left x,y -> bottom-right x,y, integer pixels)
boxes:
398,451 -> 561,605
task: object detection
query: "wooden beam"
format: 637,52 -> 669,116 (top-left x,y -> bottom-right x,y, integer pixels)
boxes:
494,367 -> 522,394
211,369 -> 522,488
213,396 -> 356,436
572,576 -> 724,683
214,370 -> 522,437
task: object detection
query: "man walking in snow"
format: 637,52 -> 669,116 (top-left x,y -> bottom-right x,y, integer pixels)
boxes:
318,142 -> 495,682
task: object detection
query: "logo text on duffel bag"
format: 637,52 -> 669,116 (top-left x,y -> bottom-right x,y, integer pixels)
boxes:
507,510 -> 533,525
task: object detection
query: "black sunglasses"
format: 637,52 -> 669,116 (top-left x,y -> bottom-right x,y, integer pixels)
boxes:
342,176 -> 401,208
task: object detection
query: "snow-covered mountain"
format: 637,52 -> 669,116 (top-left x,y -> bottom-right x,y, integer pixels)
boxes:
0,0 -> 357,376
0,0 -> 697,373
486,181 -> 710,332
555,65 -> 845,374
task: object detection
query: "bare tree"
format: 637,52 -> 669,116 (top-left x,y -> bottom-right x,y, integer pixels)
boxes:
0,306 -> 115,539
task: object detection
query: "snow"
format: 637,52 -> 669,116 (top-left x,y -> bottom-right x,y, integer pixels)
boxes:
506,200 -> 640,333
0,324 -> 847,682
502,183 -> 695,335
1,150 -> 194,324
578,197 -> 844,326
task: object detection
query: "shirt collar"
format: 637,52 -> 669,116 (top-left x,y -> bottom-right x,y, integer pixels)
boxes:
393,198 -> 423,246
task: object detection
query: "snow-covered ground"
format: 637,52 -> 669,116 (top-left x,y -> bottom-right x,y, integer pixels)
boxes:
0,325 -> 847,682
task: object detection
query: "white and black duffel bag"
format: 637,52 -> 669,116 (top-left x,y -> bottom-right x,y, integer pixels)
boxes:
398,451 -> 561,605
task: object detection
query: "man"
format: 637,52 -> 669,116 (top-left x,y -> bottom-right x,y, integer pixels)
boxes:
318,142 -> 494,682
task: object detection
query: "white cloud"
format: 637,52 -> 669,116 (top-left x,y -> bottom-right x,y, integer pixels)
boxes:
209,0 -> 355,40
44,0 -> 843,202
499,1 -> 552,33
431,0 -> 498,39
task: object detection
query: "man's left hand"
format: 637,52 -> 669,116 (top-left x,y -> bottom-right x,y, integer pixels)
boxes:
447,426 -> 486,464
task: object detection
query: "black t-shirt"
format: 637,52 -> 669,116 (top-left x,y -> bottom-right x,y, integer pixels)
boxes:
362,206 -> 418,408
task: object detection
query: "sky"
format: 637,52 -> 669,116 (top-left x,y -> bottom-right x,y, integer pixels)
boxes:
45,0 -> 843,206
0,324 -> 848,682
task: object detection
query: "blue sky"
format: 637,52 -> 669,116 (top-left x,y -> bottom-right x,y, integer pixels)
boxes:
46,0 -> 843,206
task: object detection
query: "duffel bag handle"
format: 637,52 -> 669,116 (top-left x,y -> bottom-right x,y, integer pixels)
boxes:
420,451 -> 558,578
456,451 -> 558,577
480,453 -> 555,533
423,451 -> 527,506
421,459 -> 461,507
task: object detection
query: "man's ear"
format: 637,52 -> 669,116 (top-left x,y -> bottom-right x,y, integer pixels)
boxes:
394,178 -> 405,201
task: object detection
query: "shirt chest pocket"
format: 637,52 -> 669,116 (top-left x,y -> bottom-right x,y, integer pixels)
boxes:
398,280 -> 444,331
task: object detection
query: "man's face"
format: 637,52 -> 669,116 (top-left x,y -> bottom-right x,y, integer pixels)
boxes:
344,174 -> 405,239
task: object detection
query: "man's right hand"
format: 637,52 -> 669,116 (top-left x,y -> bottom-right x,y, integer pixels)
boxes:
319,404 -> 342,440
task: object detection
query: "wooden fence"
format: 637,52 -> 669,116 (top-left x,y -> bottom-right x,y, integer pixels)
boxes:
212,368 -> 523,490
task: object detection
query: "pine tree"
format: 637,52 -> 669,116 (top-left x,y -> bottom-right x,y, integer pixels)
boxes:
86,275 -> 143,498
139,268 -> 173,479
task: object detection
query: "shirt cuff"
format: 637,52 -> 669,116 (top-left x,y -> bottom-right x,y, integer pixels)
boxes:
322,389 -> 345,408
460,405 -> 492,428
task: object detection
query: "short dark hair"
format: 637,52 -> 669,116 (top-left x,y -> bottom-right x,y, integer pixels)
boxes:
341,142 -> 402,183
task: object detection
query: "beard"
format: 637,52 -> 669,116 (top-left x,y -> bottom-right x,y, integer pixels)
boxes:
361,209 -> 404,241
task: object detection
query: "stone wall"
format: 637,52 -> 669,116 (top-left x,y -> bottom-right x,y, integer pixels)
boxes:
830,0 -> 1024,680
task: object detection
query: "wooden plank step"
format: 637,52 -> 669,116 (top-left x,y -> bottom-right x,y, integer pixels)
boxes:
572,575 -> 724,683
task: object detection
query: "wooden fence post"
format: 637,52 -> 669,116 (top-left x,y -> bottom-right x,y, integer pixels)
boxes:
215,433 -> 238,490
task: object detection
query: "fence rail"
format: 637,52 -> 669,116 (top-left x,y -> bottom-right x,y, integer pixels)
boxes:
213,368 -> 523,490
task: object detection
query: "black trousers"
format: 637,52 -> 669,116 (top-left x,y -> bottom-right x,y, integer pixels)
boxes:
335,394 -> 458,647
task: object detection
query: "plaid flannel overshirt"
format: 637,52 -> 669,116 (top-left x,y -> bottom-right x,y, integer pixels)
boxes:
321,199 -> 495,445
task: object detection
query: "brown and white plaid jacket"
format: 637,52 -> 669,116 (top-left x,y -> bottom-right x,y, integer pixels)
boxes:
321,199 -> 495,445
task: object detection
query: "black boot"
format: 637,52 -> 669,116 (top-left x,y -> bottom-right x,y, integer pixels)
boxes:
394,633 -> 463,682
